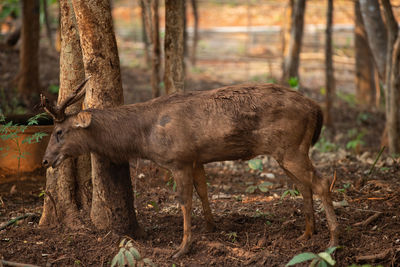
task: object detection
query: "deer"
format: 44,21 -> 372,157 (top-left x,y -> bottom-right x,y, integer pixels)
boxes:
41,78 -> 339,258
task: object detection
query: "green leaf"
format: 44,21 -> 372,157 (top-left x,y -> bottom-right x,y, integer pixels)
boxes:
124,250 -> 136,266
325,246 -> 338,255
317,252 -> 335,266
248,159 -> 263,171
143,258 -> 156,267
258,182 -> 273,192
317,260 -> 328,267
245,185 -> 257,193
110,255 -> 119,267
286,252 -> 318,266
129,247 -> 141,260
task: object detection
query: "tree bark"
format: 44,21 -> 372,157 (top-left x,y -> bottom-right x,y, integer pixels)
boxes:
190,0 -> 199,66
324,0 -> 335,128
382,0 -> 400,154
39,0 -> 91,229
164,0 -> 185,93
71,0 -> 143,237
359,0 -> 387,80
151,0 -> 161,98
140,0 -> 151,68
281,0 -> 306,85
18,0 -> 40,108
354,0 -> 376,107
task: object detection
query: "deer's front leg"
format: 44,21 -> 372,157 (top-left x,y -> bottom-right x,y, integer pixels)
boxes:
172,165 -> 194,258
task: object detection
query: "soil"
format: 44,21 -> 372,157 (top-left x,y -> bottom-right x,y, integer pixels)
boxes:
1,7 -> 400,266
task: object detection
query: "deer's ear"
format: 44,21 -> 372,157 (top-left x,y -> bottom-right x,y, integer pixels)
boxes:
73,112 -> 92,129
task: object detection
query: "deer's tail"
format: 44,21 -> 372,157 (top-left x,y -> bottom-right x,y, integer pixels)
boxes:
312,107 -> 323,146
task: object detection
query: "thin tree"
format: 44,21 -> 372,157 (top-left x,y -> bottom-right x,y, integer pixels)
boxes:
164,0 -> 185,93
141,0 -> 152,68
39,0 -> 90,229
281,0 -> 306,85
354,0 -> 377,107
18,0 -> 40,108
324,0 -> 335,128
151,0 -> 161,98
71,0 -> 143,236
190,0 -> 199,66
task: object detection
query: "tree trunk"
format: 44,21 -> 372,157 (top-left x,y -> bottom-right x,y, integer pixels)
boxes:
354,0 -> 376,107
151,0 -> 161,98
281,0 -> 306,85
140,0 -> 151,67
42,0 -> 53,47
141,0 -> 153,69
18,0 -> 40,108
359,0 -> 387,80
39,0 -> 91,229
281,0 -> 294,71
382,0 -> 400,154
164,0 -> 185,93
71,0 -> 143,237
190,0 -> 199,66
324,0 -> 335,128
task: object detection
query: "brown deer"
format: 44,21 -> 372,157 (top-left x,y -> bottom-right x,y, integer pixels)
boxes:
41,79 -> 339,258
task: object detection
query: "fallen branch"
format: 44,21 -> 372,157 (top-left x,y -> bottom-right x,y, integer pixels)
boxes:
1,260 -> 40,267
0,213 -> 37,231
353,212 -> 382,227
355,248 -> 391,262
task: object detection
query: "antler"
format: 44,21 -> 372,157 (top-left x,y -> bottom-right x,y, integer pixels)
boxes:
40,76 -> 90,122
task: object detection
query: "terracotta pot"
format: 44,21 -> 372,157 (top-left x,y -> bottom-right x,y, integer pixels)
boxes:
0,125 -> 54,175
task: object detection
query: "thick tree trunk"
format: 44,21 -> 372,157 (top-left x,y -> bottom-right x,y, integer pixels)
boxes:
151,0 -> 161,98
164,0 -> 185,93
190,0 -> 199,66
359,0 -> 387,80
39,0 -> 91,229
354,0 -> 376,107
18,0 -> 40,108
71,0 -> 143,237
324,0 -> 335,128
281,0 -> 306,85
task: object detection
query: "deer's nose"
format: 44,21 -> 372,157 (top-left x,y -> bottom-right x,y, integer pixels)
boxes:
42,159 -> 49,167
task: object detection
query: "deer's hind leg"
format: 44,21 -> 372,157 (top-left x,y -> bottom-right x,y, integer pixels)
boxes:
278,153 -> 339,247
193,163 -> 216,231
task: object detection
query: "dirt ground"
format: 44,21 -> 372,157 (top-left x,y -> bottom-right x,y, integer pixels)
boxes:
1,27 -> 400,267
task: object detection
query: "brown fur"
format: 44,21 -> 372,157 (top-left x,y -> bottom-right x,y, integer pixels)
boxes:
42,83 -> 339,258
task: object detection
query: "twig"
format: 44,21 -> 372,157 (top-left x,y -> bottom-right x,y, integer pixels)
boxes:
1,260 -> 40,267
330,170 -> 337,192
353,212 -> 382,227
368,146 -> 386,175
0,213 -> 37,231
355,248 -> 391,262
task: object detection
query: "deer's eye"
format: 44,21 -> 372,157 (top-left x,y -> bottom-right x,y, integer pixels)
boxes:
56,129 -> 62,142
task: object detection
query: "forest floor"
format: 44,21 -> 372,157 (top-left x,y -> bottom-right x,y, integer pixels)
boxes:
1,31 -> 400,267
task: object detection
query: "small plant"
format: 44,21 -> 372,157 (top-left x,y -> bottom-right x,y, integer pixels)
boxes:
336,183 -> 351,193
281,189 -> 299,199
48,84 -> 60,94
245,181 -> 273,193
226,232 -> 238,243
248,158 -> 263,171
286,247 -> 338,267
0,113 -> 48,175
288,77 -> 299,90
346,129 -> 366,153
166,177 -> 177,192
254,209 -> 272,225
111,238 -> 156,267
